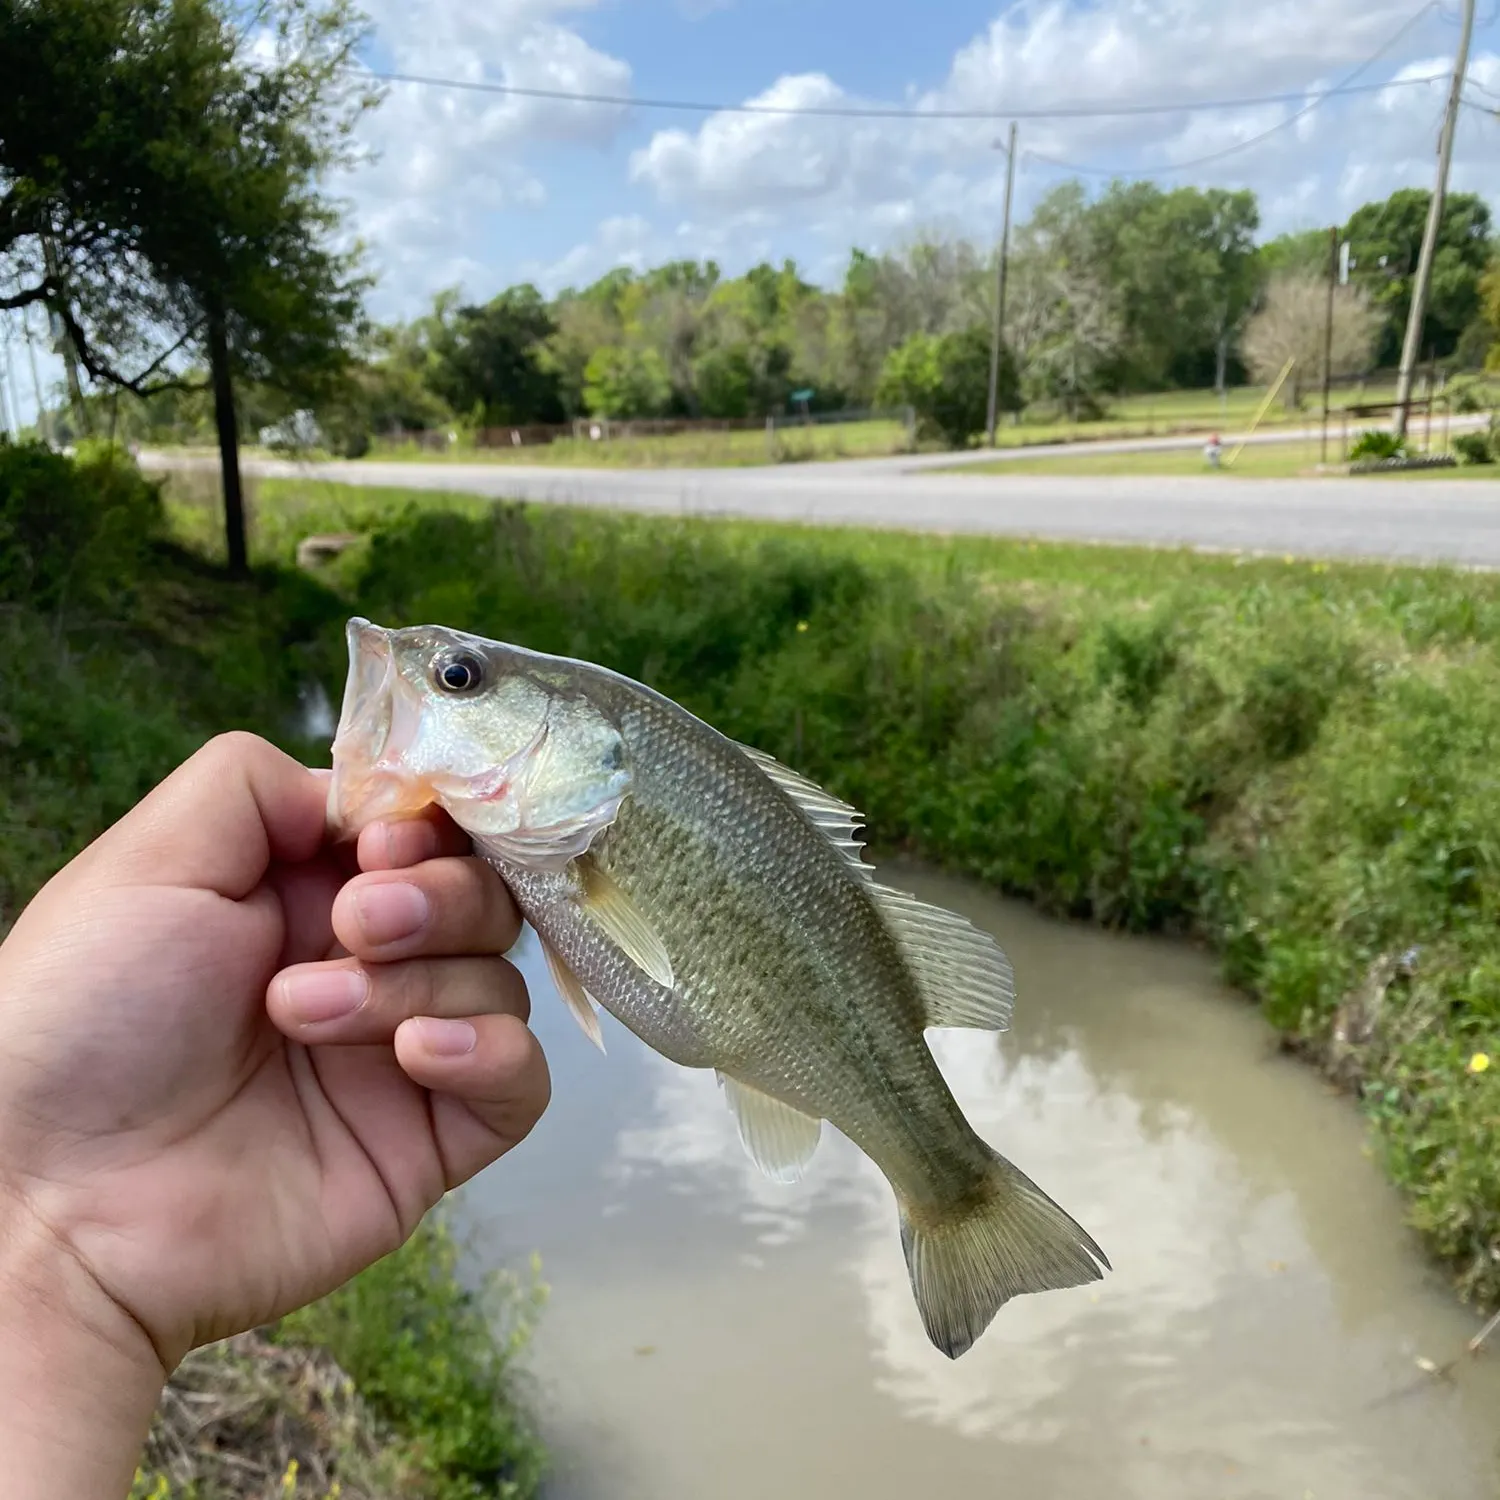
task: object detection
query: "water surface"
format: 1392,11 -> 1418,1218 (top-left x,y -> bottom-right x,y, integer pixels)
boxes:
460,864 -> 1500,1500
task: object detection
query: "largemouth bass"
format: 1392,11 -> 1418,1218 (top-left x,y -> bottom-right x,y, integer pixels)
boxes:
327,616 -> 1108,1357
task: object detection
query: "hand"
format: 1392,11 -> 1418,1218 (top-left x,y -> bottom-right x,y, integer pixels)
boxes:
0,732 -> 549,1496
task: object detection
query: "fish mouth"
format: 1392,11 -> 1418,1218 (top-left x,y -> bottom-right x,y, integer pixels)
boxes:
326,617 -> 431,835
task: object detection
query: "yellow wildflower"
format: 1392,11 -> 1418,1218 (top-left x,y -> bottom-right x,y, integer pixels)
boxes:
795,620 -> 809,633
1468,1052 -> 1491,1074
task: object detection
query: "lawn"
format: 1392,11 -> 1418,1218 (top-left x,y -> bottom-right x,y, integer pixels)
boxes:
957,429 -> 1500,482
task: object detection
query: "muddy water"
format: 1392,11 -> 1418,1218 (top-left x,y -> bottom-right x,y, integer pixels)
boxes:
459,864 -> 1500,1500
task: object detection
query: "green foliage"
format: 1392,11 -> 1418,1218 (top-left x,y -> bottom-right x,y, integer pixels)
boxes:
876,323 -> 1013,446
1,0 -> 371,404
1345,189 -> 1494,365
1453,431 -> 1493,466
583,344 -> 673,418
425,287 -> 565,427
278,1216 -> 547,1500
1348,429 -> 1407,462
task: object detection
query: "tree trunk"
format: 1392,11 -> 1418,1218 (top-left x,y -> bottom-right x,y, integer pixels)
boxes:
207,303 -> 248,577
1214,331 -> 1228,397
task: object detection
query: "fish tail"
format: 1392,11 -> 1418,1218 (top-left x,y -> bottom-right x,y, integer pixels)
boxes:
898,1147 -> 1109,1360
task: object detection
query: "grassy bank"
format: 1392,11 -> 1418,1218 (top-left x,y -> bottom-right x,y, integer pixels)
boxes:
1,442 -> 546,1497
209,476 -> 1500,1312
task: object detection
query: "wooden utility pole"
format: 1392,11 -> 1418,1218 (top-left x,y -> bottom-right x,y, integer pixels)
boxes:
1321,225 -> 1337,465
986,121 -> 1018,448
1393,0 -> 1475,440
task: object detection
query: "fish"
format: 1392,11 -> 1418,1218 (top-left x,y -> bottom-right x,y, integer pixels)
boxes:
326,615 -> 1109,1358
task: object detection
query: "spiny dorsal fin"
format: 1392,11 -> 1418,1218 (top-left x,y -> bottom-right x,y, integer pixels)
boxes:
541,938 -> 606,1053
577,857 -> 675,990
717,1072 -> 823,1183
737,744 -> 872,870
869,882 -> 1015,1032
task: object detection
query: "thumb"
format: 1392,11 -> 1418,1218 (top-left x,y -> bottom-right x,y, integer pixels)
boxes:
69,733 -> 331,900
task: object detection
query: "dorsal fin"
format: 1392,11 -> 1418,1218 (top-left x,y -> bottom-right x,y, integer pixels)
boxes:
737,743 -> 1011,1031
737,743 -> 872,870
868,882 -> 1015,1032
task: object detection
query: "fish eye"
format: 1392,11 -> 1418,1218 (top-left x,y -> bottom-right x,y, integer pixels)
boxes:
434,651 -> 484,694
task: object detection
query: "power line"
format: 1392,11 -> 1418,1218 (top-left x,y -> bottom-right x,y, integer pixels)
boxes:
360,66 -> 1444,125
1018,3 -> 1444,176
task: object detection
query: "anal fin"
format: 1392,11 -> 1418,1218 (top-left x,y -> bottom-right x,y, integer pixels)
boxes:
718,1074 -> 822,1183
541,939 -> 606,1054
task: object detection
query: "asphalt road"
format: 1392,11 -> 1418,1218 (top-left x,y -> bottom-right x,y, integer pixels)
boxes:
143,425 -> 1500,568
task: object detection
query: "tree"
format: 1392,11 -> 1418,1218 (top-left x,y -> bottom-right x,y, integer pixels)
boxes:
1,0 -> 374,574
1005,245 -> 1123,418
426,286 -> 564,427
1241,272 -> 1379,409
1344,188 -> 1493,365
876,323 -> 1015,447
582,346 -> 672,418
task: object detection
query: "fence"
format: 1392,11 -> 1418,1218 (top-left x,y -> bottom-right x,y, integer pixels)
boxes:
379,406 -> 916,452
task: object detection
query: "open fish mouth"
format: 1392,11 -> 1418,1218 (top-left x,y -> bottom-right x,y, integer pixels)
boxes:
326,617 -> 431,834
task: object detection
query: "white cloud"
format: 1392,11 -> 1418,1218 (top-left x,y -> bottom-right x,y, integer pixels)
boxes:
625,0 -> 1498,255
341,0 -> 633,314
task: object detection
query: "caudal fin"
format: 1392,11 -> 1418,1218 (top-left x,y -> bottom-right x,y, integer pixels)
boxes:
899,1149 -> 1109,1359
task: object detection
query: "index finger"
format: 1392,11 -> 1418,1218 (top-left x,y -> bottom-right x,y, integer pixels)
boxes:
72,732 -> 329,900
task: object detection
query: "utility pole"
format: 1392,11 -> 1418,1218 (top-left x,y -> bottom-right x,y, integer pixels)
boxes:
1321,225 -> 1337,465
1393,0 -> 1475,440
986,120 -> 1018,448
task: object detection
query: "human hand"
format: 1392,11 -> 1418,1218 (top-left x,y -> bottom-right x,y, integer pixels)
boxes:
0,732 -> 548,1495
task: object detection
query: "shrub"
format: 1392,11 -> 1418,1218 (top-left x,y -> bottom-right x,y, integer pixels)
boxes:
1454,432 -> 1493,465
1348,429 -> 1406,462
277,1216 -> 547,1500
877,323 -> 1018,447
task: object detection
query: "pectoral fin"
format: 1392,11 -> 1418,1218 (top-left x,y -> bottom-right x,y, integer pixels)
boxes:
718,1073 -> 822,1183
577,859 -> 675,990
541,938 -> 606,1053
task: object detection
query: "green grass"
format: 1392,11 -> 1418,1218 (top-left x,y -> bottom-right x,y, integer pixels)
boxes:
957,436 -> 1500,480
239,478 -> 1500,1313
959,438 -> 1333,479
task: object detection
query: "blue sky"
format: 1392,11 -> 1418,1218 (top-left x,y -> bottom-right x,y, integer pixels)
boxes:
5,0 -> 1500,427
337,0 -> 1500,319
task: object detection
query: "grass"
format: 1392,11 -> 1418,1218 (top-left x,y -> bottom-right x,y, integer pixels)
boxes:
957,435 -> 1500,480
1,442 -> 547,1497
229,476 -> 1500,1315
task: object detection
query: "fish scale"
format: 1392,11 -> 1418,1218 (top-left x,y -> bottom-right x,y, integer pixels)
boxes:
328,616 -> 1110,1358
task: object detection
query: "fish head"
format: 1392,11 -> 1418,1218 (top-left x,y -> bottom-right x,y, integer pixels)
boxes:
327,617 -> 630,868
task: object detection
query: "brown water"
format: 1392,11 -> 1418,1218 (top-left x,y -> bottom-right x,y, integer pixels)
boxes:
460,864 -> 1500,1500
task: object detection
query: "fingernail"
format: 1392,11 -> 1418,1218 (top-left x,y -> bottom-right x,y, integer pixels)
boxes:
415,1017 -> 477,1056
281,968 -> 368,1025
354,882 -> 430,946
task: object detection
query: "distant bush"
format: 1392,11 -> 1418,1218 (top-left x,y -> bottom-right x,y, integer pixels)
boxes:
877,323 -> 1018,447
1454,432 -> 1493,465
0,437 -> 163,609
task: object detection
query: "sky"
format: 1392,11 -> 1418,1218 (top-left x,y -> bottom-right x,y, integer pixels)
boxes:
4,0 -> 1500,426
